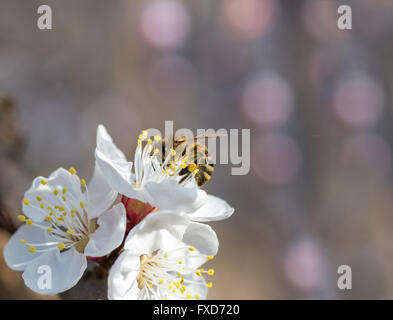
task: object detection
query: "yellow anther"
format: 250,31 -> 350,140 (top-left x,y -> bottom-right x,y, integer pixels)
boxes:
47,205 -> 52,210
154,148 -> 159,154
172,290 -> 176,293
149,284 -> 153,288
196,270 -> 202,276
192,169 -> 199,175
154,135 -> 161,141
169,285 -> 173,290
29,246 -> 36,253
141,130 -> 148,139
188,247 -> 195,251
80,202 -> 85,209
175,282 -> 180,288
195,295 -> 199,299
164,253 -> 168,258
26,219 -> 33,226
200,268 -> 204,272
170,164 -> 176,171
187,163 -> 197,172
49,212 -> 54,216
81,179 -> 86,187
186,295 -> 191,299
23,199 -> 29,206
181,285 -> 186,292
177,273 -> 181,277
62,196 -> 67,202
208,269 -> 215,276
159,279 -> 164,284
147,145 -> 153,153
181,163 -> 187,169
58,243 -> 65,251
45,216 -> 52,222
19,239 -> 26,244
147,139 -> 152,144
63,211 -> 67,216
40,203 -> 45,209
57,207 -> 65,212
180,277 -> 184,284
66,230 -> 74,235
53,189 -> 59,196
207,282 -> 213,288
178,261 -> 182,265
170,149 -> 176,156
207,256 -> 214,260
46,228 -> 53,232
69,168 -> 76,175
62,187 -> 67,194
137,139 -> 142,147
36,196 -> 42,202
41,179 -> 47,185
17,215 -> 26,222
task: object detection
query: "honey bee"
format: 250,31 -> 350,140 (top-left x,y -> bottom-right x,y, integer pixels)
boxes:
158,134 -> 222,187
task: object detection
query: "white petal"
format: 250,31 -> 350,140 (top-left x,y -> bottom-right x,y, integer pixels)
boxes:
84,203 -> 126,257
108,250 -> 141,300
23,168 -> 86,222
22,247 -> 87,294
4,225 -> 48,271
143,180 -> 207,213
87,164 -> 118,219
187,195 -> 234,222
182,222 -> 219,269
95,142 -> 133,197
96,124 -> 127,162
123,210 -> 189,255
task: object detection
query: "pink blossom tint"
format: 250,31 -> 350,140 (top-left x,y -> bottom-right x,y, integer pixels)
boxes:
252,133 -> 302,185
332,73 -> 385,129
242,72 -> 294,129
221,0 -> 277,40
140,0 -> 190,51
283,240 -> 325,292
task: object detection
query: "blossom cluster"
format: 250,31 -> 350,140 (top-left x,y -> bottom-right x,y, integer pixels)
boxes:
4,125 -> 234,300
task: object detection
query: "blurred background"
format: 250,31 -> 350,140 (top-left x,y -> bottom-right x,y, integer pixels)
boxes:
1,0 -> 393,299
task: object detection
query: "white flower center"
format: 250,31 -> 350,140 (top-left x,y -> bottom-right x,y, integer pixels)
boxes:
18,168 -> 96,255
133,246 -> 215,300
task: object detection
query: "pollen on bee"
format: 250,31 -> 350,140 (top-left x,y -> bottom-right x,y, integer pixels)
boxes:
187,163 -> 197,172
